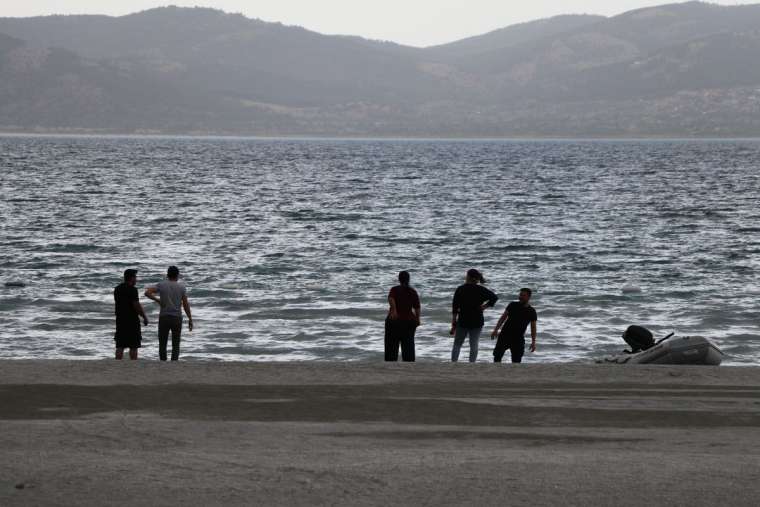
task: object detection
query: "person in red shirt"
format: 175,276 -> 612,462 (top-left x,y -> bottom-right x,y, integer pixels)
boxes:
385,271 -> 421,362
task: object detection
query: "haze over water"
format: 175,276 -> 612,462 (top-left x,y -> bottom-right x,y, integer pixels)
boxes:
1,136 -> 758,364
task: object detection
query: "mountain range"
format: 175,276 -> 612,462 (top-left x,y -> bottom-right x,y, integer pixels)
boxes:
1,1 -> 760,137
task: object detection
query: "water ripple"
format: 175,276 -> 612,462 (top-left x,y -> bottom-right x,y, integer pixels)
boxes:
1,136 -> 759,364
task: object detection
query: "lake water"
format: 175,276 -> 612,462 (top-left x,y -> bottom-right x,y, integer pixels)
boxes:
1,136 -> 758,363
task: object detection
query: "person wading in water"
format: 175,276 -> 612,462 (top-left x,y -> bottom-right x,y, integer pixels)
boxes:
491,288 -> 537,363
450,269 -> 498,362
385,271 -> 421,362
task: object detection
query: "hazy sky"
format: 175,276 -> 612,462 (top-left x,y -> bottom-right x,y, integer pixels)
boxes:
0,1 -> 752,46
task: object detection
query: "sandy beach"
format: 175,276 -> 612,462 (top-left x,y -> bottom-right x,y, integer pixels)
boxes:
1,361 -> 760,506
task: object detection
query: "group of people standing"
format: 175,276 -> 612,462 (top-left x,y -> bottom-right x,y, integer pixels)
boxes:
385,269 -> 537,363
113,266 -> 535,364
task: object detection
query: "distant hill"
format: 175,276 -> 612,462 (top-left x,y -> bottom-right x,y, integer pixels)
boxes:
425,14 -> 605,62
2,2 -> 760,136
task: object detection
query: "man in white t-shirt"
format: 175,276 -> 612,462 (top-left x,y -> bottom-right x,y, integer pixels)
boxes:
145,265 -> 193,361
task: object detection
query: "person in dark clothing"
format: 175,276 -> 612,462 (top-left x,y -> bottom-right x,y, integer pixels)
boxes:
450,269 -> 498,362
491,288 -> 537,363
385,271 -> 421,362
114,269 -> 149,360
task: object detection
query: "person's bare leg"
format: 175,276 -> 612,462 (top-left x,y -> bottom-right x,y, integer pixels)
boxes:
115,348 -> 124,360
129,348 -> 138,360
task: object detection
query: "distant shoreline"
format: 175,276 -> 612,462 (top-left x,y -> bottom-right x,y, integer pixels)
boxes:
2,131 -> 760,142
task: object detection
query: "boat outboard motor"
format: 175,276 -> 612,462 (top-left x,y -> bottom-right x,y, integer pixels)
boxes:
622,325 -> 655,353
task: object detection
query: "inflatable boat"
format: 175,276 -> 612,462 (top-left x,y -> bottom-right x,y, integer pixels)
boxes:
598,326 -> 723,365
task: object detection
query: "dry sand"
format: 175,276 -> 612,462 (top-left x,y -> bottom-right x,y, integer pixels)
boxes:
1,360 -> 760,506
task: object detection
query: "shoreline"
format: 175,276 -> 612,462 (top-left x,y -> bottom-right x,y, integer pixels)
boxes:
0,359 -> 758,385
2,361 -> 760,505
3,132 -> 760,142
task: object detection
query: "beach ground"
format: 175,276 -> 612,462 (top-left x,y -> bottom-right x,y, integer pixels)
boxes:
1,361 -> 759,506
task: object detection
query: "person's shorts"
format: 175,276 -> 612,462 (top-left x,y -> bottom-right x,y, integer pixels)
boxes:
114,320 -> 142,349
494,333 -> 525,363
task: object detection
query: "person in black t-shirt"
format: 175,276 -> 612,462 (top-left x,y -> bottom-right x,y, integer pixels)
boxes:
450,269 -> 498,362
114,269 -> 149,360
491,288 -> 537,363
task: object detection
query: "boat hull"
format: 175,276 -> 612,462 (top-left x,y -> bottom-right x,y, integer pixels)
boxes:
599,336 -> 723,365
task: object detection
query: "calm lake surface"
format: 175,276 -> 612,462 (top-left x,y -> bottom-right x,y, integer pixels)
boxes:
1,136 -> 758,363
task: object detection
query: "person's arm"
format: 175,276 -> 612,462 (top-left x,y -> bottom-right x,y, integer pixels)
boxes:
530,320 -> 537,352
182,294 -> 193,331
479,288 -> 498,311
144,286 -> 160,305
491,307 -> 509,339
450,289 -> 459,335
413,292 -> 421,326
130,287 -> 148,326
388,290 -> 398,320
133,301 -> 148,326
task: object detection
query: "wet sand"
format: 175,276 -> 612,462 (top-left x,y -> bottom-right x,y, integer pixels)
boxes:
1,361 -> 760,506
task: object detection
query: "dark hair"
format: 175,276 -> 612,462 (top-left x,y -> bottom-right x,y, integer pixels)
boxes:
167,266 -> 180,279
466,268 -> 486,284
398,271 -> 410,287
123,269 -> 138,282
520,288 -> 532,297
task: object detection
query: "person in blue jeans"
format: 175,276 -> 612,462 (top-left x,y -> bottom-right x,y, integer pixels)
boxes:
450,269 -> 498,362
